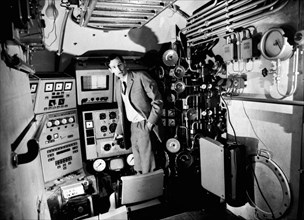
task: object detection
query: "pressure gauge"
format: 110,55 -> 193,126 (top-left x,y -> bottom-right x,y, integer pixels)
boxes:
259,28 -> 293,60
126,154 -> 134,166
93,158 -> 106,172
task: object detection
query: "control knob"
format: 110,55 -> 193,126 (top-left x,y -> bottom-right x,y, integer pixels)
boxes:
100,113 -> 106,120
109,123 -> 117,133
100,126 -> 108,132
109,111 -> 117,119
104,144 -> 111,151
68,117 -> 74,123
46,121 -> 53,128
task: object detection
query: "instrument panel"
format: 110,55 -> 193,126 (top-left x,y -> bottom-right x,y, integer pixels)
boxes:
81,108 -> 131,160
40,139 -> 83,183
37,109 -> 79,149
30,73 -> 76,114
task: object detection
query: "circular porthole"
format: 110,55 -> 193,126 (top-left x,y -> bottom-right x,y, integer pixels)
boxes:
246,150 -> 291,220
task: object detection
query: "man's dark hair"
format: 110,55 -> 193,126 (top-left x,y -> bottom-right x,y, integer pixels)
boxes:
107,54 -> 124,67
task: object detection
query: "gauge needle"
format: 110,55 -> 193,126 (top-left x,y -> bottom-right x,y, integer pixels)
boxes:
274,40 -> 282,49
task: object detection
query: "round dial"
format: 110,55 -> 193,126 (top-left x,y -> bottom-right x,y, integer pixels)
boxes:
260,28 -> 293,60
93,158 -> 106,172
126,154 -> 134,166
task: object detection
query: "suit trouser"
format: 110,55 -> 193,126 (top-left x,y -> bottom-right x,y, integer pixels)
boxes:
130,120 -> 156,174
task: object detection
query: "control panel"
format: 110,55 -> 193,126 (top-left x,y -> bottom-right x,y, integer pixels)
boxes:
83,108 -> 118,139
96,138 -> 132,158
37,109 -> 79,149
81,108 -> 125,160
29,73 -> 76,114
40,140 -> 83,183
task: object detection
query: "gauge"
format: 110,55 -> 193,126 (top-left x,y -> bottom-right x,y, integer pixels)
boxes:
126,154 -> 134,166
175,151 -> 194,170
259,28 -> 293,60
173,81 -> 186,93
173,65 -> 186,78
166,138 -> 181,153
93,158 -> 106,172
162,49 -> 178,66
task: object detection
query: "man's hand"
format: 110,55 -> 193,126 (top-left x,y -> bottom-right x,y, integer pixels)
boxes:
113,133 -> 123,145
114,133 -> 123,140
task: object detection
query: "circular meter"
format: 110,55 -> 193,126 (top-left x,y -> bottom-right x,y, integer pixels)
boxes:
93,158 -> 106,172
259,28 -> 293,60
126,154 -> 134,166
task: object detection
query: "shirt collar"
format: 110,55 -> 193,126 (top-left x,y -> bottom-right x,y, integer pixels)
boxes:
120,74 -> 127,83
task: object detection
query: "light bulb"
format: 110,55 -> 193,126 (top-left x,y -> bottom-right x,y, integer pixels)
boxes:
45,0 -> 58,20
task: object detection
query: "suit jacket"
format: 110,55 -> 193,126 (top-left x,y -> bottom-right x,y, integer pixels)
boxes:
114,70 -> 164,149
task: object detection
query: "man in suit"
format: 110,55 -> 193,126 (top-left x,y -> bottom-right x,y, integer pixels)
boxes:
107,54 -> 164,174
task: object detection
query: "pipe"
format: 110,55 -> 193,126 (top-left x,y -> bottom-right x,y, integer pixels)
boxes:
78,0 -> 91,26
187,0 -> 235,25
184,0 -> 251,35
188,0 -> 281,39
187,0 -> 272,39
183,0 -> 229,33
12,115 -> 48,167
189,0 -> 289,46
187,0 -> 218,22
223,95 -> 304,106
57,8 -> 72,56
139,0 -> 178,28
188,0 -> 285,45
90,17 -> 147,23
82,0 -> 97,27
170,4 -> 190,19
184,94 -> 199,109
95,1 -> 165,10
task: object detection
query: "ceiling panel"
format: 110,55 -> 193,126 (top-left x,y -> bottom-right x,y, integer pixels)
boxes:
75,0 -> 178,30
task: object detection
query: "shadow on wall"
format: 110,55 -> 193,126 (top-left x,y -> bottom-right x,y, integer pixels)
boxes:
227,134 -> 259,156
128,25 -> 171,68
128,26 -> 161,52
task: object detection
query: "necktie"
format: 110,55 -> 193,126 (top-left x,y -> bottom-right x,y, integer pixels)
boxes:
122,81 -> 127,95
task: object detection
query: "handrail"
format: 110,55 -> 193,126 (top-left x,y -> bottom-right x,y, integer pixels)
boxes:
57,7 -> 72,56
11,114 -> 48,167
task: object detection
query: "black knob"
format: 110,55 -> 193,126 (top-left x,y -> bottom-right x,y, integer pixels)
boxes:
104,144 -> 111,151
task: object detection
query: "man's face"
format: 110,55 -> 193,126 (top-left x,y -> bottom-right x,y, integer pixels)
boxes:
108,57 -> 127,79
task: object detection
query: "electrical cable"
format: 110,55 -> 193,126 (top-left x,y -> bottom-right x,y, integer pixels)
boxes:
241,101 -> 270,151
44,19 -> 57,47
220,94 -> 238,144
